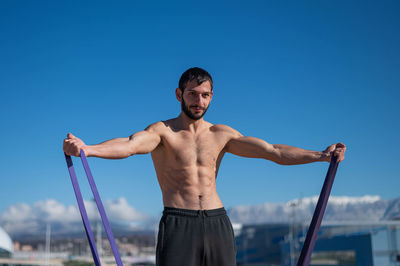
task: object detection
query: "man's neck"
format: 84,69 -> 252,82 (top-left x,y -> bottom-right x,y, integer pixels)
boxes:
176,113 -> 207,133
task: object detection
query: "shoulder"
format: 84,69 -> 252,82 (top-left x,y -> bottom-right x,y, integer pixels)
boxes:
211,124 -> 243,139
144,121 -> 167,134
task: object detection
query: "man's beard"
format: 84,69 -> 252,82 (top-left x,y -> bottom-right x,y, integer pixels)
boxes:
181,98 -> 209,120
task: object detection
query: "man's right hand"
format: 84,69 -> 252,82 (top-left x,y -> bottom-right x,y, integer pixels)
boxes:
63,133 -> 88,157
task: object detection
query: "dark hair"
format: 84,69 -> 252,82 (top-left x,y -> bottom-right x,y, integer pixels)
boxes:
178,67 -> 213,91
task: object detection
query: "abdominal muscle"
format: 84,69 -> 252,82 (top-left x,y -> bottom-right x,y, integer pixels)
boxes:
153,162 -> 224,210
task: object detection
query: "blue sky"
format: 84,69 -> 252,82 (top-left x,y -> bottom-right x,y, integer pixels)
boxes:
1,0 -> 399,218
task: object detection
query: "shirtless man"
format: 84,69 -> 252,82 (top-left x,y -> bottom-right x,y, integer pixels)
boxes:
63,67 -> 346,266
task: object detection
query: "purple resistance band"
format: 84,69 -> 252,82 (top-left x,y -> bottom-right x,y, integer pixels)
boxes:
297,155 -> 339,266
65,148 -> 338,266
65,150 -> 123,266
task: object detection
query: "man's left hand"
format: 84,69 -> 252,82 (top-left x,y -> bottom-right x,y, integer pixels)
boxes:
323,143 -> 347,162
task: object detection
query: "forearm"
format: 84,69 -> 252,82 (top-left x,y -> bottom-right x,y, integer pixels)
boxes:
86,138 -> 133,159
273,144 -> 330,165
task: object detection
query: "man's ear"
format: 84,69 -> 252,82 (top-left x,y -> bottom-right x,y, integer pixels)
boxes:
175,88 -> 183,102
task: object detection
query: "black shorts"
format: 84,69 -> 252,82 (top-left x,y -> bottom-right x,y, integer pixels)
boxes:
156,207 -> 237,266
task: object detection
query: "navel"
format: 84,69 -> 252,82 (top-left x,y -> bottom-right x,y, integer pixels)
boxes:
198,195 -> 203,209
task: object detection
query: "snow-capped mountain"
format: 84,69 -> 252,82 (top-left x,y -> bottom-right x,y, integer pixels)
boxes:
227,195 -> 397,224
382,197 -> 400,220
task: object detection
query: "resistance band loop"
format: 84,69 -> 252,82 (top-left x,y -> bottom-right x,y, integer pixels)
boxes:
65,150 -> 123,266
297,155 -> 339,266
65,149 -> 338,266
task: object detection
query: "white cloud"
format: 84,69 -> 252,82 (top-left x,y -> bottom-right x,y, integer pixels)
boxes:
0,198 -> 150,236
104,197 -> 147,221
32,199 -> 81,223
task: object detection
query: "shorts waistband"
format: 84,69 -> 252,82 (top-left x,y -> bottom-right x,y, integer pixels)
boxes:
163,206 -> 227,217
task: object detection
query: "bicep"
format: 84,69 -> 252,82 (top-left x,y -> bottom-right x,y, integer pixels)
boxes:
128,129 -> 161,155
225,136 -> 280,162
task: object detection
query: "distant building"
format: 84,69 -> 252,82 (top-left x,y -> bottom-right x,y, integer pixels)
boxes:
236,223 -> 289,265
0,226 -> 13,258
235,221 -> 400,266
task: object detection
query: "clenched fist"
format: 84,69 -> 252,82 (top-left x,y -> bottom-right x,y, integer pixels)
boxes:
63,133 -> 88,157
323,143 -> 346,162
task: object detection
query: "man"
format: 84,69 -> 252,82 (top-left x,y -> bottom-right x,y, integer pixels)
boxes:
63,67 -> 346,266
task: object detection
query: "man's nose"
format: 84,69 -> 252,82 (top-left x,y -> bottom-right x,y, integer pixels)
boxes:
194,94 -> 202,104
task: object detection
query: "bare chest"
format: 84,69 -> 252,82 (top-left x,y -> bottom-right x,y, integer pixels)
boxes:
161,131 -> 226,166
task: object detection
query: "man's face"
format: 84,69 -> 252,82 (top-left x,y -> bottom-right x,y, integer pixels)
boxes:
178,80 -> 213,120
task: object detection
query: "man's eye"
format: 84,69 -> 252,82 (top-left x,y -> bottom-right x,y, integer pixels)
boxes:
203,94 -> 209,98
